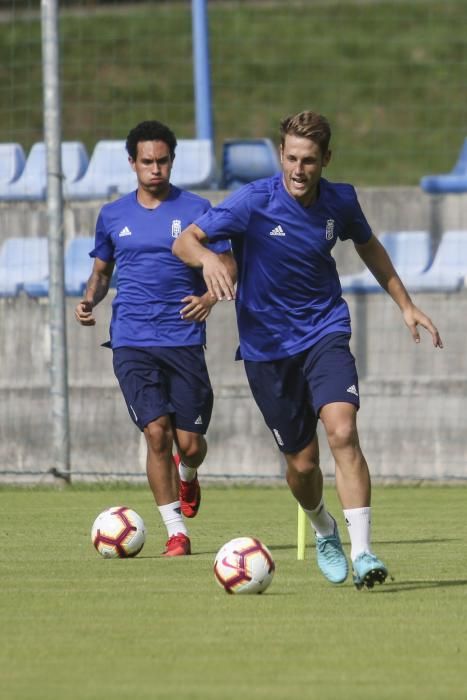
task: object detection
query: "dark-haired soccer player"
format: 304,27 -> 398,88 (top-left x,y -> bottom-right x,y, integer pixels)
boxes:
173,110 -> 443,587
75,120 -> 234,557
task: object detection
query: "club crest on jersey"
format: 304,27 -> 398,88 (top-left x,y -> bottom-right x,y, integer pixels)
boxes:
325,219 -> 335,240
171,219 -> 182,238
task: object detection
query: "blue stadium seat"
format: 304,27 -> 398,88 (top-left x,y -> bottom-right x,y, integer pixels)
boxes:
221,138 -> 281,189
23,237 -> 94,297
340,231 -> 431,293
66,139 -> 216,200
0,143 -> 26,187
64,237 -> 95,295
66,236 -> 118,295
171,139 -> 217,190
23,236 -> 118,297
65,140 -> 136,200
0,142 -> 89,201
420,139 -> 467,194
402,230 -> 467,292
0,237 -> 49,296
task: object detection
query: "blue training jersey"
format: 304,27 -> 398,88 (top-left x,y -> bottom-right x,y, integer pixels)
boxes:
91,186 -> 230,349
194,174 -> 372,361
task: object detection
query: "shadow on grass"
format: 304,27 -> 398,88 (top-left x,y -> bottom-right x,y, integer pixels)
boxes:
136,537 -> 459,560
269,538 -> 457,552
138,551 -> 218,558
371,538 -> 457,545
378,579 -> 467,593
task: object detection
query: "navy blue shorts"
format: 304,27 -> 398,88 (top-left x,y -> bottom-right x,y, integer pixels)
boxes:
243,332 -> 360,453
112,346 -> 213,433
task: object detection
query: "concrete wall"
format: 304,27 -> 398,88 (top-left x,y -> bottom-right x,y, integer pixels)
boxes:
1,188 -> 466,482
2,187 -> 467,264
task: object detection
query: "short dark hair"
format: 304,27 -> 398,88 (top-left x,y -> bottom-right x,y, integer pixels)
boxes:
125,120 -> 177,160
280,111 -> 331,154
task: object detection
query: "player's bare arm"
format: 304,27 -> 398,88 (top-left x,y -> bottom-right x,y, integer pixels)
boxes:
355,235 -> 443,348
173,224 -> 236,301
74,257 -> 115,326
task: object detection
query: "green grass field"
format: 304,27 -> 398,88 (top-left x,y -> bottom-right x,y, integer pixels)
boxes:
1,484 -> 466,700
0,1 -> 466,185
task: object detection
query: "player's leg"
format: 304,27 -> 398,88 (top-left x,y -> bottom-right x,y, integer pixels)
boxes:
144,416 -> 191,556
175,431 -> 207,469
243,354 -> 348,584
319,401 -> 370,509
112,346 -> 190,556
173,430 -> 207,518
307,332 -> 388,588
163,345 -> 214,519
284,434 -> 322,510
320,402 -> 388,587
144,414 -> 176,503
320,402 -> 387,588
284,436 -> 349,584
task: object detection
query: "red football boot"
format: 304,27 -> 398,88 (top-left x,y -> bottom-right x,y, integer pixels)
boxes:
173,453 -> 201,519
163,533 -> 191,557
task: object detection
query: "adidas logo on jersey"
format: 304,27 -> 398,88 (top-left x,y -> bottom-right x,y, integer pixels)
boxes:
194,415 -> 203,425
346,385 -> 359,397
269,225 -> 286,237
119,226 -> 132,237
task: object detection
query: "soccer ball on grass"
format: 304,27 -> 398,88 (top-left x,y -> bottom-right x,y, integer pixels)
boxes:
214,536 -> 275,594
91,506 -> 146,558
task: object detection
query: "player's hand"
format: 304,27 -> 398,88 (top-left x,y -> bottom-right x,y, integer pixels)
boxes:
402,305 -> 443,348
75,299 -> 96,326
180,295 -> 213,323
200,251 -> 236,301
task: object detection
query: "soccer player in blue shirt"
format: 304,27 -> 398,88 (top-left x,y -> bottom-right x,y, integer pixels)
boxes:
75,120 -> 234,557
173,110 -> 443,588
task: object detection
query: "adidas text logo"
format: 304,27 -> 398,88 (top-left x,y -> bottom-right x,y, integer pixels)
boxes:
194,415 -> 203,425
346,385 -> 359,397
269,225 -> 285,237
119,226 -> 132,237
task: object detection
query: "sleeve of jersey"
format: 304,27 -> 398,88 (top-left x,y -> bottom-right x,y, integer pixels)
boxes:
194,186 -> 251,243
89,211 -> 115,262
207,238 -> 232,254
340,186 -> 373,244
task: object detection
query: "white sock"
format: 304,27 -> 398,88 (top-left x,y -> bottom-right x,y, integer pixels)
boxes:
343,507 -> 372,560
158,501 -> 187,538
303,498 -> 335,538
179,461 -> 197,483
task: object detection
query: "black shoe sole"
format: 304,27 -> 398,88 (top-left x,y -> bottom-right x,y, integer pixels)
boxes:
354,567 -> 388,590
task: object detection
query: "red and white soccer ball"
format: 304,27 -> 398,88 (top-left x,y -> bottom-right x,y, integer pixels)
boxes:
214,536 -> 275,594
91,506 -> 146,559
